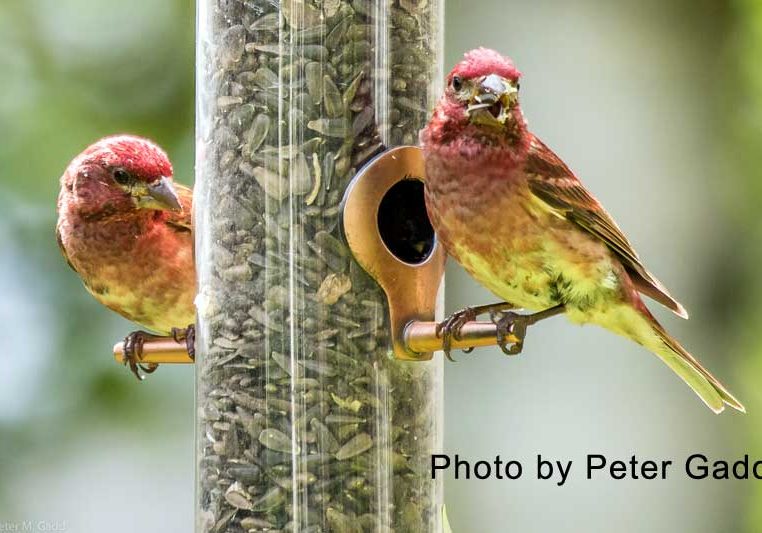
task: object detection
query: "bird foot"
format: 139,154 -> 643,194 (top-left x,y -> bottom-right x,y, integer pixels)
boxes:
491,311 -> 528,356
436,301 -> 516,361
436,306 -> 478,361
491,304 -> 566,357
123,330 -> 162,380
171,324 -> 196,361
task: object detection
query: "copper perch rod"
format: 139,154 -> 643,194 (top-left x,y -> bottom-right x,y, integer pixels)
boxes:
112,320 -> 516,364
404,320 -> 518,355
113,338 -> 194,365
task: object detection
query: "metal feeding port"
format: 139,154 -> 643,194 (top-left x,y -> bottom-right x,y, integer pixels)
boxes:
342,145 -> 514,361
341,146 -> 446,361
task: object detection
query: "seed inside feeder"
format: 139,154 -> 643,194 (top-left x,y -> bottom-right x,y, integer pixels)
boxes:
195,0 -> 443,530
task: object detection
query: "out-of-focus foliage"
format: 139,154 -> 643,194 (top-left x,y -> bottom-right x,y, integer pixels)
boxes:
726,2 -> 762,531
0,0 -> 194,517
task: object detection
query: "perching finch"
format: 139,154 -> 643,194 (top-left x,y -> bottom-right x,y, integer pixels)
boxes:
56,135 -> 196,379
421,48 -> 743,414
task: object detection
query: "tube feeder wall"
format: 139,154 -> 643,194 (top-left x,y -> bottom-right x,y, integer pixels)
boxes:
195,1 -> 444,531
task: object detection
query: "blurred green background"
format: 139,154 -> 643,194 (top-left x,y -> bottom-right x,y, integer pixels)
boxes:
0,0 -> 760,531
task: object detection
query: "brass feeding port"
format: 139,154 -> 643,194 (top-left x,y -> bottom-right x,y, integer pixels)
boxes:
113,145 -> 513,367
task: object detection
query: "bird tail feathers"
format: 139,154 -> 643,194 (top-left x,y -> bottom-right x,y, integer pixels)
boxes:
641,312 -> 744,414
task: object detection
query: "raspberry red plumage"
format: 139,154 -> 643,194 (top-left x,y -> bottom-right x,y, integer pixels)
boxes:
452,47 -> 521,83
75,135 -> 173,184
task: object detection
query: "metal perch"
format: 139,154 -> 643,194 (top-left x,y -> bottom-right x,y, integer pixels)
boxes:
113,320 -> 518,365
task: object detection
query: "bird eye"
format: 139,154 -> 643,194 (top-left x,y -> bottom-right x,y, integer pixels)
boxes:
112,168 -> 131,185
516,82 -> 521,91
451,76 -> 463,92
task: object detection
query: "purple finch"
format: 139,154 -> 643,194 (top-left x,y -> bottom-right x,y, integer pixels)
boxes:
421,48 -> 743,414
56,135 -> 195,378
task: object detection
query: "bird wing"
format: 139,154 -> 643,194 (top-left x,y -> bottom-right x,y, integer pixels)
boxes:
524,137 -> 688,318
165,182 -> 193,233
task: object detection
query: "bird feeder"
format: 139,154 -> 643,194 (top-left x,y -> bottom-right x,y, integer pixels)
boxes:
194,1 -> 446,531
105,2 -> 525,529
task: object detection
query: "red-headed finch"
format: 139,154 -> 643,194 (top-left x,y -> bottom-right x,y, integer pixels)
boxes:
56,135 -> 195,378
421,48 -> 743,414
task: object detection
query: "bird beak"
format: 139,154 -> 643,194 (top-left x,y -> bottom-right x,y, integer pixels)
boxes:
137,177 -> 182,212
467,74 -> 518,128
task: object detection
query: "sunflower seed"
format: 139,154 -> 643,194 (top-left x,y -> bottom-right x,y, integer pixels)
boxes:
259,428 -> 296,453
224,482 -> 253,510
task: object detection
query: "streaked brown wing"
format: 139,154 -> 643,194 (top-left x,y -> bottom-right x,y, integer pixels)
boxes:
525,137 -> 687,318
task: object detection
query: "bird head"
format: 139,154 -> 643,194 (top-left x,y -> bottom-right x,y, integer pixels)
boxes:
62,135 -> 181,218
425,48 -> 524,144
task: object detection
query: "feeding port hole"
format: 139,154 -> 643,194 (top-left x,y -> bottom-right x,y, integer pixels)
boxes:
377,178 -> 436,264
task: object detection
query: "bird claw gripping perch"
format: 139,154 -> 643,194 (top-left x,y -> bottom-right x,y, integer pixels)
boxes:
113,326 -> 196,378
436,302 -> 516,360
492,311 -> 527,356
171,324 -> 196,361
435,303 -> 564,359
491,305 -> 566,356
436,308 -> 477,361
122,331 -> 162,380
